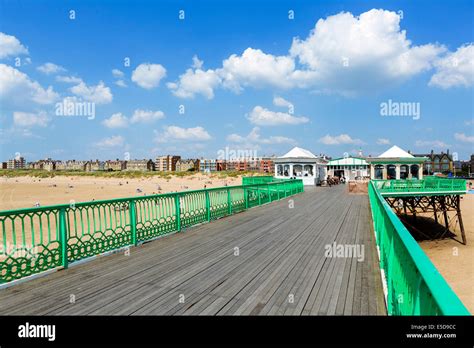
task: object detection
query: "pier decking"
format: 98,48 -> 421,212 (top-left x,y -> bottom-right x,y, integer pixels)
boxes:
0,186 -> 386,315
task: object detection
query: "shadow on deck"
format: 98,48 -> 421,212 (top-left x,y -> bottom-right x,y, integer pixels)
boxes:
0,185 -> 386,315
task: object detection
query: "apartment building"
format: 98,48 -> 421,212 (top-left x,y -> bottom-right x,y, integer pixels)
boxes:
7,157 -> 26,169
126,159 -> 155,171
155,155 -> 181,172
175,159 -> 200,172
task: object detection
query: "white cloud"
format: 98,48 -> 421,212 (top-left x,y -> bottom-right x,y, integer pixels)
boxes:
56,75 -> 83,84
377,138 -> 391,145
247,106 -> 309,126
0,64 -> 58,105
167,67 -> 221,99
37,62 -> 66,75
273,96 -> 293,108
70,81 -> 113,104
132,63 -> 167,89
155,126 -> 211,142
319,134 -> 364,145
454,132 -> 474,143
115,80 -> 127,88
192,55 -> 203,69
429,44 -> 474,89
0,32 -> 28,59
95,135 -> 125,147
131,109 -> 164,123
13,111 -> 50,127
415,140 -> 450,148
102,113 -> 128,128
227,127 -> 296,147
289,9 -> 445,95
112,69 -> 124,78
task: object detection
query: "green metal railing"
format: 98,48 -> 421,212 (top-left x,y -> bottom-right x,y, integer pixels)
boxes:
242,176 -> 283,185
372,178 -> 467,196
0,179 -> 303,284
368,181 -> 470,315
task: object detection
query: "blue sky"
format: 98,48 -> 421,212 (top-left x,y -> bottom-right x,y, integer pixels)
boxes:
0,0 -> 473,162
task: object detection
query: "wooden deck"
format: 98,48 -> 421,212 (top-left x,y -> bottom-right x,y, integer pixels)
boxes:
0,186 -> 386,315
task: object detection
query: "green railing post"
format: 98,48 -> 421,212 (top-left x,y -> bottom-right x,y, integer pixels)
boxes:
59,207 -> 68,269
227,188 -> 232,215
267,184 -> 272,203
257,185 -> 262,205
175,194 -> 181,232
206,190 -> 211,221
130,200 -> 137,246
244,187 -> 249,210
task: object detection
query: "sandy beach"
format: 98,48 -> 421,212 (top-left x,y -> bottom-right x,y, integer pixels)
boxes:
0,173 -> 242,210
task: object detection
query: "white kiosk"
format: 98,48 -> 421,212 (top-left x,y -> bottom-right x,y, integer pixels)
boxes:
274,147 -> 328,186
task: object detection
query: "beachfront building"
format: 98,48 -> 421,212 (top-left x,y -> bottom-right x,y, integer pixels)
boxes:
274,147 -> 328,186
176,159 -> 200,172
366,145 -> 427,180
56,160 -> 89,171
104,160 -> 126,171
85,160 -> 104,172
327,157 -> 369,180
413,149 -> 453,175
226,157 -> 274,173
126,159 -> 155,171
7,157 -> 26,169
155,155 -> 181,172
199,159 -> 227,172
29,158 -> 56,171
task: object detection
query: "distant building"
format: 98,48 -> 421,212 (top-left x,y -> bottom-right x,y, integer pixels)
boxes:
175,159 -> 200,172
1,162 -> 7,169
226,157 -> 275,173
155,155 -> 181,172
199,159 -> 227,172
126,159 -> 155,171
85,160 -> 104,172
413,149 -> 453,175
7,157 -> 26,169
30,158 -> 56,171
471,154 -> 474,176
56,160 -> 88,171
104,160 -> 126,171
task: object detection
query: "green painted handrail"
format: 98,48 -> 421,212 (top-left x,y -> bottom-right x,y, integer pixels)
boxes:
368,180 -> 470,315
372,178 -> 466,196
0,178 -> 304,283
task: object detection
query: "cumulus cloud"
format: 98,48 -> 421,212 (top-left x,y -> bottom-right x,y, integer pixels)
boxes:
168,9 -> 450,98
429,44 -> 474,89
0,64 -> 58,105
37,62 -> 66,75
130,109 -> 164,123
247,106 -> 309,126
319,134 -> 364,145
56,75 -> 83,84
377,138 -> 391,145
102,113 -> 128,128
115,80 -> 127,88
95,135 -> 125,147
155,126 -> 211,142
13,111 -> 50,127
289,9 -> 445,95
454,132 -> 474,143
70,81 -> 113,104
0,32 -> 28,58
273,96 -> 293,108
132,63 -> 167,89
112,69 -> 124,78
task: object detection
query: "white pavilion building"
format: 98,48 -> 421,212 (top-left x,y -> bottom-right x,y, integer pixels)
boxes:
366,145 -> 428,180
274,147 -> 328,186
